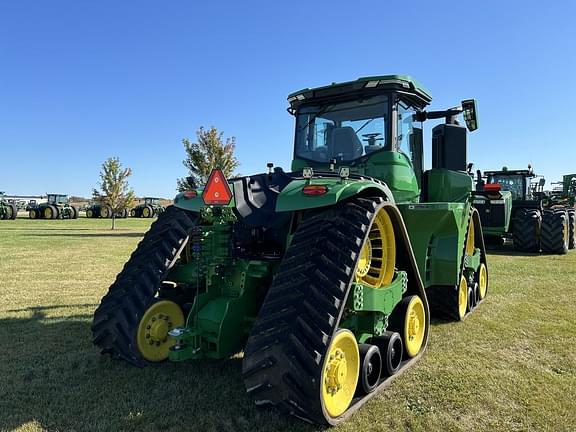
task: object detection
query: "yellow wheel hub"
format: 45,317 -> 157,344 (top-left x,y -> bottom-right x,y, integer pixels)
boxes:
458,276 -> 468,319
44,207 -> 52,218
136,300 -> 185,362
321,329 -> 359,418
29,210 -> 36,219
478,263 -> 488,300
143,207 -> 151,217
404,296 -> 426,357
355,207 -> 396,287
466,217 -> 475,256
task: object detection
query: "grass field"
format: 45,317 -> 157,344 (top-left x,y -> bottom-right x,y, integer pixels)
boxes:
1,216 -> 575,432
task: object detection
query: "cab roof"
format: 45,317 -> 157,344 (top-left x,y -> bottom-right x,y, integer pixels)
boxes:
484,169 -> 534,177
287,75 -> 432,109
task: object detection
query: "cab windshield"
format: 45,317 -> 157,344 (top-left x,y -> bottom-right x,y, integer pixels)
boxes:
487,175 -> 527,200
294,95 -> 388,163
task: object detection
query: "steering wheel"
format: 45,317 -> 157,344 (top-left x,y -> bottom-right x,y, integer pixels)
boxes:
362,133 -> 383,146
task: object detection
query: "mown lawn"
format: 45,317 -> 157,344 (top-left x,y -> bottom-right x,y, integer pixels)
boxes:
1,216 -> 575,432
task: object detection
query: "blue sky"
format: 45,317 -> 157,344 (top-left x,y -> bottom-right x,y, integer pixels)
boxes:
1,1 -> 575,197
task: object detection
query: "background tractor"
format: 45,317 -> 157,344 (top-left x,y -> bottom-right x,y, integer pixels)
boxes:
130,197 -> 165,218
473,167 -> 573,253
85,202 -> 128,219
92,75 -> 488,425
0,192 -> 17,220
28,194 -> 78,220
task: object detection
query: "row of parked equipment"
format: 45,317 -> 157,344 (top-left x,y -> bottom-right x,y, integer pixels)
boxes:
0,194 -> 166,220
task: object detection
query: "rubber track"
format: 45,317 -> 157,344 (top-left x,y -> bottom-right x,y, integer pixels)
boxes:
243,197 -> 408,424
541,209 -> 568,254
568,209 -> 575,250
91,205 -> 197,366
513,208 -> 541,252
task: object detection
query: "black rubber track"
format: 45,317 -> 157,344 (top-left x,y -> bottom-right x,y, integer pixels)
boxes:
568,209 -> 575,250
513,208 -> 541,252
91,205 -> 197,366
242,196 -> 428,425
540,209 -> 568,254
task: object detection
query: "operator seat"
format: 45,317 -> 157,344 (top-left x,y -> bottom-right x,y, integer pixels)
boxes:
331,127 -> 363,160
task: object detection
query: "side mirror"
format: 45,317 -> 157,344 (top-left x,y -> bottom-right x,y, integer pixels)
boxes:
461,99 -> 478,132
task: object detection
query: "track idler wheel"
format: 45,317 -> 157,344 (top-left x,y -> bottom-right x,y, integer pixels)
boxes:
136,300 -> 185,362
356,344 -> 382,396
321,329 -> 360,418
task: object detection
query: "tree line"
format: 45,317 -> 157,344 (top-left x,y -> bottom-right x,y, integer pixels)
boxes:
95,126 -> 239,229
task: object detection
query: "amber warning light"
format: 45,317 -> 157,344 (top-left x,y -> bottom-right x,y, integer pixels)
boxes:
202,169 -> 233,205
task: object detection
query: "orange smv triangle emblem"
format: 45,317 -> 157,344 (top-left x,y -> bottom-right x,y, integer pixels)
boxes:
202,169 -> 233,205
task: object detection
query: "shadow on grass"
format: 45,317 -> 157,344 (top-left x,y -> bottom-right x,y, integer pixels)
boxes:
0,312 -> 321,432
21,232 -> 145,238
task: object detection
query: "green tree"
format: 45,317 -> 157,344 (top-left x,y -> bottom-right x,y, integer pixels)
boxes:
176,126 -> 240,191
93,157 -> 135,230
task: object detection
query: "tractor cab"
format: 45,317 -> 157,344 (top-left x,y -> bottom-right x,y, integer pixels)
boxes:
288,75 -> 478,203
144,197 -> 160,205
484,169 -> 540,202
47,194 -> 69,205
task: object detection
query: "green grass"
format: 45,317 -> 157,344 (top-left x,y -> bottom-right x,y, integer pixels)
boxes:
1,216 -> 575,432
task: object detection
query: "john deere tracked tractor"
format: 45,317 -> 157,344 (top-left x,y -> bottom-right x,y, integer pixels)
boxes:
92,75 -> 488,425
28,194 -> 78,219
85,202 -> 128,219
0,192 -> 17,220
474,167 -> 573,253
130,197 -> 165,218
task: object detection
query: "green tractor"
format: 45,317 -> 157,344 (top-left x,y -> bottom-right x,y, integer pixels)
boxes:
92,75 -> 488,425
85,202 -> 129,219
130,197 -> 165,218
0,192 -> 17,220
28,194 -> 79,220
474,167 -> 573,253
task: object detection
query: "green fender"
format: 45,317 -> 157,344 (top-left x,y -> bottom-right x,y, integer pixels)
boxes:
275,178 -> 394,212
173,177 -> 394,213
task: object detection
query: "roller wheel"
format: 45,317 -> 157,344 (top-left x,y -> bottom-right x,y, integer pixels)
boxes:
91,205 -> 198,366
467,286 -> 475,312
368,331 -> 402,377
130,209 -> 137,217
568,209 -> 575,250
477,263 -> 488,300
541,209 -> 568,254
356,344 -> 382,396
388,295 -> 426,358
86,209 -> 94,218
29,209 -> 38,219
513,209 -> 541,252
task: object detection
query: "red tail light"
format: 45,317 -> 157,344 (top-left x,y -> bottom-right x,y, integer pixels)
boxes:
302,185 -> 328,196
183,190 -> 197,199
484,183 -> 501,192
